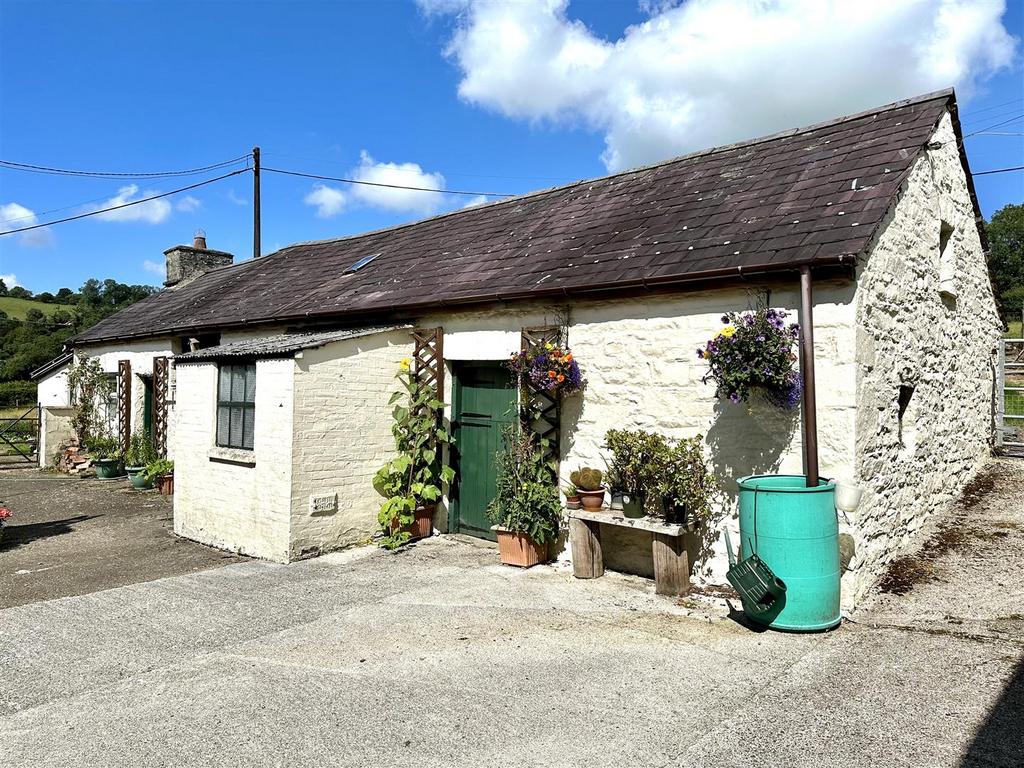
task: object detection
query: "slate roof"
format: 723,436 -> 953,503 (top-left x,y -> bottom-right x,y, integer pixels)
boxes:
174,326 -> 407,362
74,89 -> 973,346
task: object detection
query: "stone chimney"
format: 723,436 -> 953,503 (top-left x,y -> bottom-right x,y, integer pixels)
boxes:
163,230 -> 234,288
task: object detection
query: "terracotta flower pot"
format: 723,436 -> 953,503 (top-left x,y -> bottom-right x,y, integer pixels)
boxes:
577,488 -> 606,510
156,474 -> 174,496
391,505 -> 435,541
493,526 -> 549,567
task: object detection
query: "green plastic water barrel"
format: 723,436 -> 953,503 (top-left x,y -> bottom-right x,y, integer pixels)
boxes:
737,474 -> 839,632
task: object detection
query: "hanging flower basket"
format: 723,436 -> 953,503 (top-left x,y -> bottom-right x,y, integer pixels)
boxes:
697,308 -> 802,409
506,343 -> 586,397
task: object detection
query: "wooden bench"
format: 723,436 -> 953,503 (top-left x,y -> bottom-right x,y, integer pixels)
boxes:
567,508 -> 690,597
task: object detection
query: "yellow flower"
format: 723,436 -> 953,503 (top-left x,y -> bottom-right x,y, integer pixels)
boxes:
399,358 -> 412,371
717,326 -> 736,338
545,342 -> 554,351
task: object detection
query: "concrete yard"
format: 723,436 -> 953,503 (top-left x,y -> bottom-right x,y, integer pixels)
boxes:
1,461 -> 1022,767
0,469 -> 243,609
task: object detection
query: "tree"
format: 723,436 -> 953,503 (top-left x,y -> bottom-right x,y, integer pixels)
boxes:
0,278 -> 7,296
987,203 -> 1024,324
55,288 -> 75,303
8,286 -> 32,299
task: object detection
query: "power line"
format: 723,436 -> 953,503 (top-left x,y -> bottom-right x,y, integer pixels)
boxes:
963,113 -> 1024,138
0,169 -> 248,236
261,166 -> 509,198
973,165 -> 1024,177
960,97 -> 1024,118
0,154 -> 251,180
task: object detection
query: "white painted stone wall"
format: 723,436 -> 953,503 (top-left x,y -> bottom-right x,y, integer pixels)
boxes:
37,365 -> 70,407
172,357 -> 295,561
289,330 -> 414,559
421,281 -> 858,580
37,364 -> 73,468
848,111 -> 1000,602
75,338 -> 177,457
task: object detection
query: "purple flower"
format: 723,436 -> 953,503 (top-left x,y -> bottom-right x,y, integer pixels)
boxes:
729,392 -> 741,404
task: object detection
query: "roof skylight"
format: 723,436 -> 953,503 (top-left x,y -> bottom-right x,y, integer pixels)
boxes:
346,253 -> 380,273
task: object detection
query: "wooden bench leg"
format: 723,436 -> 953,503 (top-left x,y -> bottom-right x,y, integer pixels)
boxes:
570,518 -> 604,579
652,533 -> 690,596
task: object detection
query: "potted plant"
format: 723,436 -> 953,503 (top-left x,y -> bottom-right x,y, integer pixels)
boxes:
0,506 -> 11,545
658,435 -> 715,527
125,431 -> 158,489
563,481 -> 581,510
144,459 -> 174,495
486,425 -> 563,567
88,435 -> 125,479
506,342 -> 586,398
373,360 -> 455,549
697,307 -> 802,408
603,429 -> 670,518
568,467 -> 605,510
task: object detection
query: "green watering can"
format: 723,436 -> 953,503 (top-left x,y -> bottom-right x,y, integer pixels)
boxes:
724,529 -> 787,618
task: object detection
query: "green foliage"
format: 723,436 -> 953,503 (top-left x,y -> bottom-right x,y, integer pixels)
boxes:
603,429 -> 716,520
66,356 -> 113,445
0,278 -> 155,385
87,435 -> 122,461
0,380 -> 36,407
124,431 -> 158,467
143,459 -> 173,481
486,425 -> 563,546
659,435 -> 716,524
987,203 -> 1024,324
569,467 -> 603,491
373,363 -> 455,549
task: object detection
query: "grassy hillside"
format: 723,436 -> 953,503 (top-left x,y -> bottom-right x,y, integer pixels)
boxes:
0,296 -> 63,320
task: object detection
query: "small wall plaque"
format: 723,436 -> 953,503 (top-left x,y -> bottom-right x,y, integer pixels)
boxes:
310,493 -> 337,515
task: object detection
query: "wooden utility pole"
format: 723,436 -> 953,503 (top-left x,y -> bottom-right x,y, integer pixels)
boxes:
252,146 -> 261,259
799,265 -> 819,487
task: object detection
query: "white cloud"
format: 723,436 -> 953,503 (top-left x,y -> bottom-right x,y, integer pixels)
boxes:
461,194 -> 489,209
349,151 -> 446,214
0,202 -> 54,246
304,184 -> 347,218
85,184 -> 171,224
420,0 -> 1017,171
302,152 -> 451,217
227,189 -> 249,206
0,273 -> 19,288
175,195 -> 201,213
142,259 -> 165,278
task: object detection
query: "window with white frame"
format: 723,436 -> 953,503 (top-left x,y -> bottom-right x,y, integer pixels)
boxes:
216,363 -> 256,450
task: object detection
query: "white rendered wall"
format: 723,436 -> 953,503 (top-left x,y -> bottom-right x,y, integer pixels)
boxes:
289,330 -> 414,559
172,357 -> 295,562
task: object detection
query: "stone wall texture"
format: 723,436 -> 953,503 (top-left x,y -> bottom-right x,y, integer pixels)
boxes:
172,357 -> 295,561
848,112 -> 1000,601
289,331 -> 414,559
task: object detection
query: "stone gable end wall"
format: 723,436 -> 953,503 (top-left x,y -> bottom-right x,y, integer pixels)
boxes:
851,110 -> 1000,601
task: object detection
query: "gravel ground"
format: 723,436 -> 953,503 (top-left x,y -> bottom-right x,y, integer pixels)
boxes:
0,468 -> 243,608
0,460 -> 1021,767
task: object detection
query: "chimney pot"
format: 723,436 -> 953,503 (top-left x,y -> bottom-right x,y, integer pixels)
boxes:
193,228 -> 207,250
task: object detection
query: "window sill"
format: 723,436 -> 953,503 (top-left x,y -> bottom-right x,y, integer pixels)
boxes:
208,445 -> 256,467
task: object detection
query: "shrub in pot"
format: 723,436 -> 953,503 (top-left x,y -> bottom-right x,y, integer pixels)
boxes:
125,431 -> 158,489
563,481 -> 581,510
569,467 -> 605,510
603,429 -> 672,518
144,459 -> 174,495
374,361 -> 455,549
88,435 -> 125,479
487,426 -> 563,567
658,435 -> 715,527
0,506 -> 11,545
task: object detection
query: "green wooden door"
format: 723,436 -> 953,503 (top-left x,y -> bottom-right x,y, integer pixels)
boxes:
452,363 -> 517,540
142,377 -> 153,441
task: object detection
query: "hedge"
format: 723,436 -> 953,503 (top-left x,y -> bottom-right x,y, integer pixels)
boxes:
0,380 -> 37,408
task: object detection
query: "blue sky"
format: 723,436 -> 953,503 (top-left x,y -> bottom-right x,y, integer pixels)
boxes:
1,0 -> 1022,294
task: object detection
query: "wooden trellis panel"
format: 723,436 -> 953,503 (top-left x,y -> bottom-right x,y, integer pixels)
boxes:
117,359 -> 131,451
520,326 -> 562,470
152,356 -> 169,458
411,327 -> 444,402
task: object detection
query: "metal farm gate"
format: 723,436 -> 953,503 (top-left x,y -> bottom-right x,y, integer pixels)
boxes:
0,404 -> 40,464
996,338 -> 1024,457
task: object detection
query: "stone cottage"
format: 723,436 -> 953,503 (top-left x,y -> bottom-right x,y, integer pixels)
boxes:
62,89 -> 999,603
